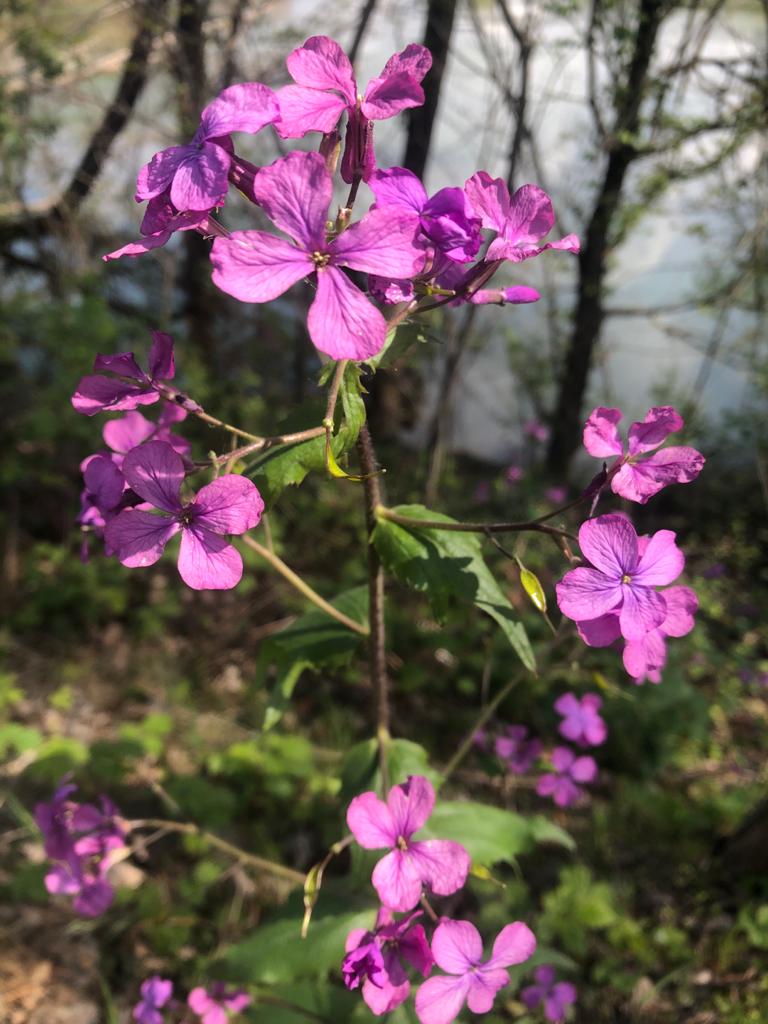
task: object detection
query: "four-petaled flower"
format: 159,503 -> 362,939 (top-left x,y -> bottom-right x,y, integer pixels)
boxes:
556,514 -> 685,641
188,982 -> 251,1024
72,331 -> 179,416
105,441 -> 264,590
104,191 -> 225,261
553,693 -> 607,747
583,406 -> 705,504
136,83 -> 279,211
133,977 -> 174,1024
343,909 -> 434,1015
494,725 -> 542,774
521,964 -> 577,1023
210,150 -> 423,360
536,747 -> 597,807
346,775 -> 470,912
414,918 -> 536,1024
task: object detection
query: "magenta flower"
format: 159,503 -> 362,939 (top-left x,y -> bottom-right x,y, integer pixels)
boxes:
494,725 -> 542,774
343,909 -> 434,1015
521,965 -> 577,1023
103,407 -> 191,464
583,406 -> 705,504
414,919 -> 536,1024
210,151 -> 423,360
276,36 -> 431,182
506,464 -> 524,485
104,191 -> 226,261
72,331 -> 178,416
524,419 -> 550,443
555,514 -> 685,641
188,983 -> 251,1024
553,693 -> 607,747
536,747 -> 597,807
545,485 -> 568,504
136,83 -> 279,211
104,441 -> 263,590
346,775 -> 470,912
134,977 -> 174,1024
464,173 -> 579,262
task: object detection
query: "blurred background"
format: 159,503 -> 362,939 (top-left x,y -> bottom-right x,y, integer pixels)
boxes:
1,0 -> 767,1022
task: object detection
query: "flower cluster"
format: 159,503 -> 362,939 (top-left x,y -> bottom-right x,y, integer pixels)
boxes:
133,978 -> 250,1024
35,780 -> 128,916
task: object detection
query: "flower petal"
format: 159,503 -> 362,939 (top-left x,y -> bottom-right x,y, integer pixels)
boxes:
576,613 -> 622,647
103,411 -> 155,454
169,144 -> 229,212
469,285 -> 541,305
211,231 -> 313,303
430,919 -> 483,973
331,207 -> 422,278
570,755 -> 598,783
583,407 -> 624,457
578,514 -> 637,577
503,183 -> 555,244
83,455 -> 125,510
362,71 -> 425,120
346,791 -> 397,848
177,526 -> 243,590
199,82 -> 279,138
487,921 -> 537,968
464,171 -> 509,233
619,584 -> 667,640
612,447 -> 705,503
556,567 -> 623,622
136,145 -> 195,201
286,36 -> 356,105
387,775 -> 435,837
275,84 -> 349,138
308,267 -> 386,360
466,969 -> 509,1013
148,331 -> 175,380
369,167 -> 428,212
380,43 -> 432,83
415,974 -> 470,1024
72,377 -> 156,416
105,509 -> 179,567
627,406 -> 683,455
409,840 -> 470,898
191,475 -> 264,535
633,529 -> 685,586
623,629 -> 666,680
363,976 -> 410,1015
660,585 -> 697,637
371,849 -> 423,911
122,441 -> 184,512
253,151 -> 331,249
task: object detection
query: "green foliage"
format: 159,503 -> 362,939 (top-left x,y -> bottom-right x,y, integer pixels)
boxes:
539,865 -> 619,957
372,505 -> 535,671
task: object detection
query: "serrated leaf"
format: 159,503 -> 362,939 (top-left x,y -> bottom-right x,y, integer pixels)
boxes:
372,505 -> 535,671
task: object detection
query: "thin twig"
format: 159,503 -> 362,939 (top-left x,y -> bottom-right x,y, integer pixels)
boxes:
442,673 -> 525,782
376,506 -> 577,542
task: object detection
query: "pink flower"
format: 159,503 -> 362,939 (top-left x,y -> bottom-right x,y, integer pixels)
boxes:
521,965 -> 577,1022
343,909 -> 434,1015
72,331 -> 177,416
414,919 -> 536,1024
346,775 -> 470,912
136,83 -> 279,211
556,514 -> 685,641
536,747 -> 597,807
134,977 -> 173,1024
105,441 -> 263,590
210,151 -> 423,361
276,36 -> 431,182
545,485 -> 568,504
583,406 -> 705,504
494,726 -> 542,774
553,693 -> 607,747
506,464 -> 524,485
464,174 -> 580,263
524,419 -> 550,443
104,191 -> 227,261
188,983 -> 251,1024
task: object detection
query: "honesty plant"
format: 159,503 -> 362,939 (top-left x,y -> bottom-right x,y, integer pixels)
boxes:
554,693 -> 607,747
343,909 -> 434,1014
188,983 -> 251,1024
521,965 -> 577,1023
72,331 -> 181,415
133,978 -> 174,1024
536,747 -> 598,807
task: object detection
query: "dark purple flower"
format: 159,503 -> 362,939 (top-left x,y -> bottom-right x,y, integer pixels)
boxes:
72,331 -> 177,416
521,965 -> 577,1022
343,909 -> 434,1015
105,441 -> 263,590
136,83 -> 279,211
134,977 -> 174,1024
104,191 -> 228,262
553,693 -> 607,747
536,747 -> 597,807
494,726 -> 542,774
188,982 -> 251,1024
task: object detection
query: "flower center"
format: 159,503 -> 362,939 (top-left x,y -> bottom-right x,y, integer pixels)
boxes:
621,574 -> 632,584
396,835 -> 408,851
179,507 -> 195,527
311,250 -> 331,269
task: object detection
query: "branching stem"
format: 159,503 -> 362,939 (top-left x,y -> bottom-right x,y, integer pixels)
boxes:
375,505 -> 577,541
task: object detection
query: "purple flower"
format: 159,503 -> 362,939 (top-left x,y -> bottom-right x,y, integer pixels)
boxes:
524,419 -> 550,443
506,464 -> 524,485
104,191 -> 227,261
188,983 -> 251,1024
136,83 -> 279,212
536,747 -> 597,807
494,726 -> 542,774
553,693 -> 607,747
556,514 -> 685,641
134,977 -> 174,1024
464,173 -> 579,263
343,909 -> 434,1015
346,775 -> 470,912
104,441 -> 264,590
414,919 -> 536,1024
521,965 -> 577,1023
583,406 -> 705,504
210,151 -> 423,361
276,36 -> 431,182
103,407 -> 191,464
72,331 -> 178,416
545,485 -> 568,504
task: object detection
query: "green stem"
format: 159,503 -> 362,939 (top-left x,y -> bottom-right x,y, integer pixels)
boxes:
375,505 -> 577,541
442,672 -> 525,782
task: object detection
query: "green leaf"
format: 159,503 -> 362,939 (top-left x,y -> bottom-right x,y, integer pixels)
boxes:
246,981 -> 359,1023
528,814 -> 577,851
365,321 -> 430,370
340,738 -> 439,800
259,587 -> 368,731
372,505 -> 535,671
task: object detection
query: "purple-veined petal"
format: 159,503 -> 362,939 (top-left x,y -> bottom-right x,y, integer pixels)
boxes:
331,207 -> 422,277
421,188 -> 481,262
583,407 -> 624,457
613,446 -> 705,503
177,525 -> 243,590
275,84 -> 349,138
369,274 -> 416,304
191,475 -> 264,535
466,969 -> 509,1013
579,514 -> 637,577
627,406 -> 684,454
346,791 -> 397,848
556,567 -> 623,622
632,529 -> 684,586
253,151 -> 331,249
72,377 -> 157,416
362,71 -> 425,120
148,331 -> 175,380
415,974 -> 470,1024
400,923 -> 435,977
409,839 -> 470,898
103,412 -> 155,455
136,146 -> 196,201
469,285 -> 541,304
286,36 -> 356,105
502,183 -> 555,244
380,43 -> 432,83
83,455 -> 125,510
169,144 -> 229,212
464,171 -> 509,233
660,585 -> 697,637
122,441 -> 185,512
371,848 -> 423,911
369,166 -> 428,213
308,267 -> 386,360
486,233 -> 580,262
93,351 -> 145,378
570,755 -> 598,783
623,629 -> 666,679
487,921 -> 537,968
619,584 -> 667,640
211,231 -> 314,302
430,919 -> 483,973
105,509 -> 179,567
576,613 -> 622,647
387,775 -> 435,838
199,82 -> 279,139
